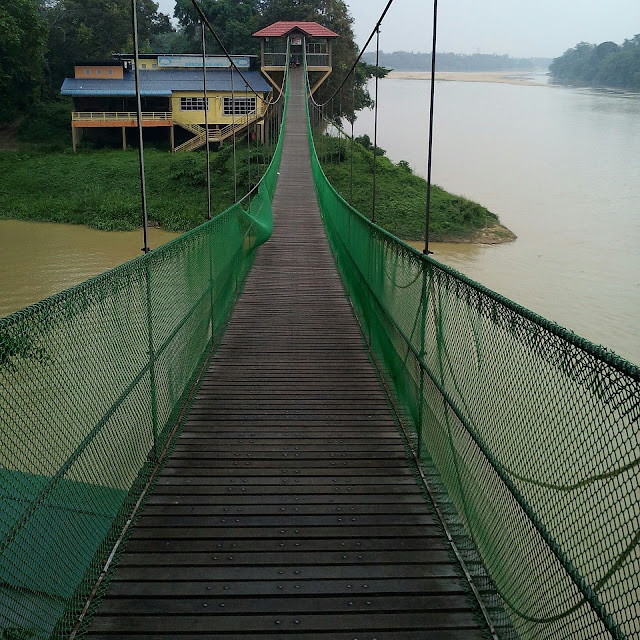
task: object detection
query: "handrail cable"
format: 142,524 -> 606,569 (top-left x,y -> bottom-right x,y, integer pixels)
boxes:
201,19 -> 212,220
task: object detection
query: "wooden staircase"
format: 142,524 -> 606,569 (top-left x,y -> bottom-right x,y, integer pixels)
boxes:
175,113 -> 261,152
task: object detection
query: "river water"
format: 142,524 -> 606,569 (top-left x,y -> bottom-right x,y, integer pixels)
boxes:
354,74 -> 640,365
0,220 -> 178,318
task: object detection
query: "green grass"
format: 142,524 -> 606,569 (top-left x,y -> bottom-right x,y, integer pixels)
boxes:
315,134 -> 501,242
0,145 -> 269,232
0,127 -> 500,241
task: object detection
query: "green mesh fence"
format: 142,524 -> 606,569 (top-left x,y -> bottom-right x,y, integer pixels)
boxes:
0,75 -> 288,640
306,83 -> 640,639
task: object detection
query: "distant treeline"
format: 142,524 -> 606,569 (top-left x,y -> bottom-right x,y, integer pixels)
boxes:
361,51 -> 551,72
549,36 -> 640,90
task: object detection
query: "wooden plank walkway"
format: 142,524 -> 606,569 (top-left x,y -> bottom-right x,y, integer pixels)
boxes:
87,69 -> 487,639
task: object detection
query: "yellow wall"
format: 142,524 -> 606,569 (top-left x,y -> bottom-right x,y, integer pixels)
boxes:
171,92 -> 266,127
137,58 -> 159,70
74,65 -> 123,79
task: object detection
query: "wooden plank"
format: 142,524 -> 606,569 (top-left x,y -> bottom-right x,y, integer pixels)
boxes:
127,525 -> 445,540
88,632 -> 486,640
122,537 -> 449,554
86,68 -> 485,638
95,594 -> 472,615
144,493 -> 428,505
110,564 -> 462,582
138,503 -> 434,516
116,549 -> 454,566
102,577 -> 471,598
89,611 -> 481,633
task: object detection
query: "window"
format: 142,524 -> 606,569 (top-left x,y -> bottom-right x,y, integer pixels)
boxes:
85,69 -> 91,75
108,69 -> 113,75
223,97 -> 256,116
96,69 -> 102,75
307,42 -> 328,55
141,63 -> 147,69
180,97 -> 209,111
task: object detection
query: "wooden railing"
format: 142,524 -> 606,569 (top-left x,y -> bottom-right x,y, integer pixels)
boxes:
72,112 -> 171,122
263,53 -> 288,67
306,54 -> 330,68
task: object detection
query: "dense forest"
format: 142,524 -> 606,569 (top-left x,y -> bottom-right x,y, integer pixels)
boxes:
361,50 -> 551,72
549,35 -> 640,90
0,0 -> 381,124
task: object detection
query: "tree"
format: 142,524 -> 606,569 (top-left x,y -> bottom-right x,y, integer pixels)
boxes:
0,0 -> 48,122
550,36 -> 640,91
41,0 -> 172,96
173,0 -> 260,54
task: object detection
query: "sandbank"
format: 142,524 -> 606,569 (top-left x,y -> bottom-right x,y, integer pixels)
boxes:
387,70 -> 544,86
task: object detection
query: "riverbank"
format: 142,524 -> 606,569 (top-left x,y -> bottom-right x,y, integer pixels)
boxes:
0,147 -> 255,232
387,70 -> 545,86
0,142 -> 515,244
317,135 -> 516,244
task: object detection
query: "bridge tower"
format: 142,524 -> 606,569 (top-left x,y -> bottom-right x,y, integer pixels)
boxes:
252,21 -> 338,95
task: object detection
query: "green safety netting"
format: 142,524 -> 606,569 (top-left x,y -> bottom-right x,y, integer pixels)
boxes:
0,72 -> 289,640
305,74 -> 639,639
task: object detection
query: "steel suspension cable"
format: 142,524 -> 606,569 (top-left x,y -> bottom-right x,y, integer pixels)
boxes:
372,27 -> 380,223
424,0 -> 439,255
246,85 -> 251,206
230,66 -> 237,203
201,20 -> 212,221
130,0 -> 149,254
350,82 -> 355,203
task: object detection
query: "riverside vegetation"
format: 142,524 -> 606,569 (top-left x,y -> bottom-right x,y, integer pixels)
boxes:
550,35 -> 640,91
1,117 -> 514,243
0,102 -> 514,242
316,133 -> 515,243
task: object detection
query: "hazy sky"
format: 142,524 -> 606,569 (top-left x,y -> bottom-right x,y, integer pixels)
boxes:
155,0 -> 640,58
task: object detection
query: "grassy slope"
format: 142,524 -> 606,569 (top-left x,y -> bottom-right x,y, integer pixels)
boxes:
316,135 -> 505,242
0,146 -> 267,232
1,123 -> 508,242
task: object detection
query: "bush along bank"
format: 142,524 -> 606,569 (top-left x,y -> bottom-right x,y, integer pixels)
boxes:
0,144 -> 270,232
315,133 -> 516,244
0,133 -> 514,243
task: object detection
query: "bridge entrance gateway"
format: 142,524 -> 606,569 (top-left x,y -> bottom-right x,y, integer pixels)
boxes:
84,66 -> 488,640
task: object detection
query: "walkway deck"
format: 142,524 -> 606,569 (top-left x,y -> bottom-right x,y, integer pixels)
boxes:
87,70 -> 487,639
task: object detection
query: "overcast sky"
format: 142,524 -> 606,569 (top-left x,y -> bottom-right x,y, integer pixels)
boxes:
155,0 -> 640,58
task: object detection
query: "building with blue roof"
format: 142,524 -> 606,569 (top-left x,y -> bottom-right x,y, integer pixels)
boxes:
61,54 -> 274,152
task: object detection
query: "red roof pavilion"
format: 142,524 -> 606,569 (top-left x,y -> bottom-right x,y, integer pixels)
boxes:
252,22 -> 339,39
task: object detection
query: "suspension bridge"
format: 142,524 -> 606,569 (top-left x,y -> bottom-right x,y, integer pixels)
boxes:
1,10 -> 639,640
